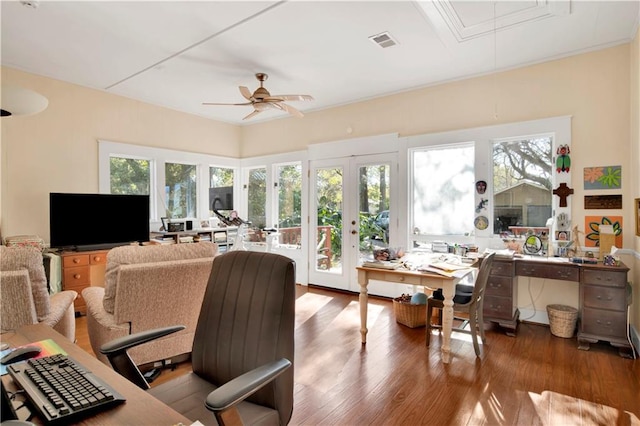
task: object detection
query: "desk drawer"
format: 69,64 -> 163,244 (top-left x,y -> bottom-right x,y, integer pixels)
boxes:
484,295 -> 514,320
582,285 -> 627,311
581,308 -> 627,338
490,261 -> 514,277
581,269 -> 626,288
516,262 -> 579,281
89,252 -> 107,265
486,276 -> 513,298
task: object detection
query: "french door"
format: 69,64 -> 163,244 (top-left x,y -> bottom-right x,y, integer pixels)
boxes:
308,153 -> 397,293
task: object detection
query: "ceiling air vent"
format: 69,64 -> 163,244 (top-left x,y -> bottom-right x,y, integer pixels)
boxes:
368,31 -> 398,49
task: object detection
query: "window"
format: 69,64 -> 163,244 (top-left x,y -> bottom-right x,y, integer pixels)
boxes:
411,144 -> 475,236
247,167 -> 267,230
109,157 -> 150,195
276,163 -> 302,229
165,162 -> 197,218
209,167 -> 235,216
493,137 -> 553,235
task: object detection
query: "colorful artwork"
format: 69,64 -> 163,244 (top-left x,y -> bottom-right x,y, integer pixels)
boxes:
556,145 -> 571,172
583,166 -> 621,190
584,216 -> 622,247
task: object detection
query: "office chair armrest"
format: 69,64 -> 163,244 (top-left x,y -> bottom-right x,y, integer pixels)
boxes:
100,325 -> 185,390
205,358 -> 292,412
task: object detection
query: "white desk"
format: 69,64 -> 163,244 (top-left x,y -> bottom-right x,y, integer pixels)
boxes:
356,266 -> 470,364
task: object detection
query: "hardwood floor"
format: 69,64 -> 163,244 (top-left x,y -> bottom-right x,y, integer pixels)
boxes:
75,285 -> 640,425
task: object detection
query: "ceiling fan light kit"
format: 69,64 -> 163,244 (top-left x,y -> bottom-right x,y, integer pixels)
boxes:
1,85 -> 49,117
203,73 -> 313,120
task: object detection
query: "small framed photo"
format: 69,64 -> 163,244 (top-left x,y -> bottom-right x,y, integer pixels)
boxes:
636,198 -> 640,237
161,217 -> 169,232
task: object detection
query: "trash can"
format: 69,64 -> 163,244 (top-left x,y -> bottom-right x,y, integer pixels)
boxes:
546,304 -> 578,338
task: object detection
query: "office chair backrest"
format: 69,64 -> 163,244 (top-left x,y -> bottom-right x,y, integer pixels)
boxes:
472,252 -> 495,306
192,251 -> 296,425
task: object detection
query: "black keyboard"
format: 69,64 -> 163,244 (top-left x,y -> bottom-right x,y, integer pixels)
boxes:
7,353 -> 125,424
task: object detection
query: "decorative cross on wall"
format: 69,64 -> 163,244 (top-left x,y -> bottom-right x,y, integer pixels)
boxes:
553,183 -> 574,207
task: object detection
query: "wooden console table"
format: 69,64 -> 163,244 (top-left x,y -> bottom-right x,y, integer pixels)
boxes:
357,266 -> 468,364
1,323 -> 191,425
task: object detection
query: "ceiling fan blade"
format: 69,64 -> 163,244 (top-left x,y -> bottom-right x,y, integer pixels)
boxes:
265,94 -> 314,102
202,102 -> 252,106
278,102 -> 304,118
242,110 -> 262,120
239,86 -> 253,101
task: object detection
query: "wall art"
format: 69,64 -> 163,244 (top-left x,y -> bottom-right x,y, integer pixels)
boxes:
583,166 -> 621,190
556,145 -> 570,172
584,216 -> 622,247
584,195 -> 622,209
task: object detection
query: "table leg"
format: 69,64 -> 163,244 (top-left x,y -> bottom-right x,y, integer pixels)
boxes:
358,271 -> 369,344
441,282 -> 454,364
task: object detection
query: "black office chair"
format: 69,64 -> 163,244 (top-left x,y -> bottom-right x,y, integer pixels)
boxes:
425,252 -> 495,357
100,251 -> 296,425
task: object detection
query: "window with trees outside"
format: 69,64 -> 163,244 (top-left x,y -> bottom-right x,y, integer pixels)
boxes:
165,162 -> 197,219
247,167 -> 267,232
493,136 -> 552,235
209,167 -> 234,217
110,157 -> 150,196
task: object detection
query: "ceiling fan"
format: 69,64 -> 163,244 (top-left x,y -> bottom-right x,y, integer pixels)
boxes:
203,73 -> 313,120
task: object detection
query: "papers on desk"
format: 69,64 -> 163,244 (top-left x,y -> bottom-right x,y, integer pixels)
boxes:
418,262 -> 474,278
361,261 -> 402,270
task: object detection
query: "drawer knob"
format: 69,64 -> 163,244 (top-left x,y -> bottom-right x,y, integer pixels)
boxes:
74,274 -> 81,279
73,258 -> 80,264
399,276 -> 405,282
94,256 -> 102,262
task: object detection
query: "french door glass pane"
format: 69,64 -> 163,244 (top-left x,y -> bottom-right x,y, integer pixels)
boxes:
358,164 -> 390,258
276,164 -> 302,249
165,162 -> 196,218
247,167 -> 266,231
316,167 -> 342,271
412,145 -> 475,236
109,157 -> 150,195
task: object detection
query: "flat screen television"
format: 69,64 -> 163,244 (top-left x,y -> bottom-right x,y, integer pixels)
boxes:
209,186 -> 233,211
50,193 -> 150,251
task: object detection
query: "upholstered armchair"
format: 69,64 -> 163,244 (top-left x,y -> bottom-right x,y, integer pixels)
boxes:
82,242 -> 217,367
0,246 -> 77,341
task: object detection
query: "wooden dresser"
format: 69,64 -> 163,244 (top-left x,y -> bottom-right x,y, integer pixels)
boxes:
60,250 -> 108,315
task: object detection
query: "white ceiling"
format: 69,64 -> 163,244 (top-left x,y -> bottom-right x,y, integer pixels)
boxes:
2,1 -> 638,125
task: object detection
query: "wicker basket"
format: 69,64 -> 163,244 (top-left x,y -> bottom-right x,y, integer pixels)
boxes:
546,304 -> 578,338
393,299 -> 426,328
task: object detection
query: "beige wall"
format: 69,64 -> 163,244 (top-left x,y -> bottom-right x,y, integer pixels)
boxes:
0,67 -> 240,240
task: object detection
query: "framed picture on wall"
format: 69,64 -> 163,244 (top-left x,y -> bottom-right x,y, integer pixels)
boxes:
636,198 -> 640,237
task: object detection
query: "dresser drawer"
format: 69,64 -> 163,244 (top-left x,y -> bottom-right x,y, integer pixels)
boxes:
582,285 -> 627,311
581,269 -> 627,288
486,275 -> 513,298
516,262 -> 579,281
484,295 -> 514,320
63,254 -> 89,268
89,252 -> 107,265
581,308 -> 627,339
63,266 -> 90,286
